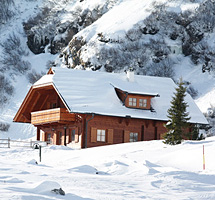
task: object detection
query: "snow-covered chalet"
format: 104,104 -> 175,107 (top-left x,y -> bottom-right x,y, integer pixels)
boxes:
13,67 -> 208,148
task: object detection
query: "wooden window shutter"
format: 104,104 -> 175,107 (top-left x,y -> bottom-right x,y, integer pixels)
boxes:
75,127 -> 79,143
91,127 -> 97,143
124,131 -> 130,143
41,130 -> 45,142
107,129 -> 114,144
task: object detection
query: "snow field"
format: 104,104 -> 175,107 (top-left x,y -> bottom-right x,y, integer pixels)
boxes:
1,138 -> 215,199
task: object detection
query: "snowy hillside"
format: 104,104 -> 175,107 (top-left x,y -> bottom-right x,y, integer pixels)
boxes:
0,0 -> 215,139
1,138 -> 215,199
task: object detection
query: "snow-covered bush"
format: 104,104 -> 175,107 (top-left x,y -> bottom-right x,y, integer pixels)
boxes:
0,122 -> 10,132
0,0 -> 14,25
27,69 -> 44,84
0,74 -> 14,106
202,106 -> 215,137
69,36 -> 86,67
146,58 -> 175,78
187,85 -> 198,99
0,32 -> 31,74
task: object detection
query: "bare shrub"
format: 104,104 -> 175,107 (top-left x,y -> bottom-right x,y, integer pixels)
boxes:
125,29 -> 142,42
146,58 -> 175,78
0,74 -> 14,106
2,33 -> 29,56
46,60 -> 57,70
187,85 -> 198,99
0,32 -> 31,74
27,69 -> 44,84
0,0 -> 14,24
0,122 -> 10,132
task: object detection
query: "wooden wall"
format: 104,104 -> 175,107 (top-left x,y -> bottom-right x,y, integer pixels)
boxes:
86,115 -> 167,148
37,121 -> 82,147
37,114 -> 167,148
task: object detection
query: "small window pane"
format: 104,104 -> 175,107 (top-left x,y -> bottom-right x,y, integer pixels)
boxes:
134,133 -> 138,141
139,99 -> 143,107
143,99 -> 147,107
97,129 -> 106,142
129,98 -> 133,106
47,133 -> 52,144
129,132 -> 134,142
97,133 -> 100,141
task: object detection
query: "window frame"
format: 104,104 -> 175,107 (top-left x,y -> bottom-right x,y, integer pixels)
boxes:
129,97 -> 137,107
129,132 -> 138,142
47,133 -> 52,144
139,98 -> 147,108
97,129 -> 106,142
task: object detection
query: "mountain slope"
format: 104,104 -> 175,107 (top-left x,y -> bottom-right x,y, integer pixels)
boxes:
0,0 -> 214,139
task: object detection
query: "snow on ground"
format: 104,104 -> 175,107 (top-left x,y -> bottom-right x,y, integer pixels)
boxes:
1,137 -> 215,199
0,75 -> 37,140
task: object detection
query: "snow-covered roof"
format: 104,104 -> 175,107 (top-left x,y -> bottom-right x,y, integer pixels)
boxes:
34,74 -> 53,86
34,68 -> 208,124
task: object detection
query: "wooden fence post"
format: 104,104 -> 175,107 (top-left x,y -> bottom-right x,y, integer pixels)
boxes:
8,138 -> 10,148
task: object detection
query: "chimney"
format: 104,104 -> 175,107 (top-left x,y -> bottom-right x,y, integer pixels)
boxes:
127,67 -> 134,82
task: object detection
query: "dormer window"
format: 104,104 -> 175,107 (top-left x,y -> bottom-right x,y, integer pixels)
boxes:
114,87 -> 158,110
139,99 -> 147,108
129,98 -> 137,107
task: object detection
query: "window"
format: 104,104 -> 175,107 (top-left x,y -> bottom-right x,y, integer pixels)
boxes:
129,132 -> 138,142
129,98 -> 137,107
97,129 -> 106,142
139,98 -> 147,108
47,133 -> 52,144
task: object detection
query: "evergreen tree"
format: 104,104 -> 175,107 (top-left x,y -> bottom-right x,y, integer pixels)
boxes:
163,79 -> 191,145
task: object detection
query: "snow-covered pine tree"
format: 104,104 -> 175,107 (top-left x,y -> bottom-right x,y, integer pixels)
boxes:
163,78 -> 191,145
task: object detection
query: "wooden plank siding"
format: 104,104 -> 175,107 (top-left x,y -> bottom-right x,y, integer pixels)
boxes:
107,129 -> 114,144
13,84 -> 69,123
91,127 -> 97,143
36,114 -> 167,148
124,131 -> 130,143
31,108 -> 75,125
86,115 -> 167,148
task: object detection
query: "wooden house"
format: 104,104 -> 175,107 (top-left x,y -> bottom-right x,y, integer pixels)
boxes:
13,68 -> 208,148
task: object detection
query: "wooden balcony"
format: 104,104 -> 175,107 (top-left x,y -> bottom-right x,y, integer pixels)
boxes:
31,108 -> 75,125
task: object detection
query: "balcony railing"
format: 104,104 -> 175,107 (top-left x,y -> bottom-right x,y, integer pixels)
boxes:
31,108 -> 75,125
